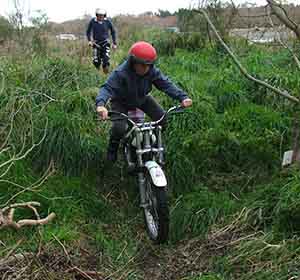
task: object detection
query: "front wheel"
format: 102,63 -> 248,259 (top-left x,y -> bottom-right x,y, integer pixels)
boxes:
143,172 -> 169,244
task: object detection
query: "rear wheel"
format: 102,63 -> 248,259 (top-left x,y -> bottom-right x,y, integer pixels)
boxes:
143,172 -> 169,244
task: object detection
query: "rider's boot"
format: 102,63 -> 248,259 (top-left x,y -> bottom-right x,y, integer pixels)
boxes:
106,139 -> 119,163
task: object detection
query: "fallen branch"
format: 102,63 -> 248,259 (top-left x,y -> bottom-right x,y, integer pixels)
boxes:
0,202 -> 55,230
67,266 -> 101,280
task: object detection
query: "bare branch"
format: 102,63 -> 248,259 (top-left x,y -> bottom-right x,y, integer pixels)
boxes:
0,202 -> 55,229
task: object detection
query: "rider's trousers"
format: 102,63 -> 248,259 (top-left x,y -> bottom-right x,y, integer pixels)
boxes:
109,95 -> 166,144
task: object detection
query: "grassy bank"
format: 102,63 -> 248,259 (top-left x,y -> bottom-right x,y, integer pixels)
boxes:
1,40 -> 300,279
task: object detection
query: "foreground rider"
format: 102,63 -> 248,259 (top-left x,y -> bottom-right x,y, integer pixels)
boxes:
96,41 -> 192,162
86,8 -> 117,73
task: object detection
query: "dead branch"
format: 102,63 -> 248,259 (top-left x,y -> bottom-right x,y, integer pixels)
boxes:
67,266 -> 99,280
0,202 -> 55,230
194,8 -> 299,104
52,233 -> 70,262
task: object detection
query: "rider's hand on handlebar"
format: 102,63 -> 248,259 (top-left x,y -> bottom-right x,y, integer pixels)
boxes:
96,106 -> 109,120
181,98 -> 193,108
88,41 -> 94,47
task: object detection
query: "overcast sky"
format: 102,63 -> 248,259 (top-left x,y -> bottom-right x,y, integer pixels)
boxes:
0,0 -> 299,23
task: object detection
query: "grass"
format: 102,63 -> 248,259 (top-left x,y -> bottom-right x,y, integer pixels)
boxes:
1,38 -> 300,279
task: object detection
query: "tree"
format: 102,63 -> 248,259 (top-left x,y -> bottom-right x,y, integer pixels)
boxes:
29,10 -> 49,53
0,16 -> 13,43
8,0 -> 29,42
157,9 -> 173,17
176,1 -> 237,40
176,8 -> 205,32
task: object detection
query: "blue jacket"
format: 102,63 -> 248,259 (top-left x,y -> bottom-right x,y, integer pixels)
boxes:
95,60 -> 188,108
86,18 -> 116,44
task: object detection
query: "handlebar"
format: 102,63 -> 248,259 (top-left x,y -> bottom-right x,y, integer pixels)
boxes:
107,105 -> 185,127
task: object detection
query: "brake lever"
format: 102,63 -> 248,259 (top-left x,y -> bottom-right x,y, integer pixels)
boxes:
169,106 -> 186,115
174,107 -> 185,114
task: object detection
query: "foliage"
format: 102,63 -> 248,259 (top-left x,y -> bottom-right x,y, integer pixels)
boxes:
30,10 -> 49,54
156,9 -> 174,17
1,30 -> 300,280
152,32 -> 207,56
0,16 -> 13,42
170,187 -> 239,242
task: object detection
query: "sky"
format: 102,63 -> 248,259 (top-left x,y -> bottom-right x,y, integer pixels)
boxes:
0,0 -> 299,23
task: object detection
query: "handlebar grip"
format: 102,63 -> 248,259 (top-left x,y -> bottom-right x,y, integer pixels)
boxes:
108,111 -> 125,117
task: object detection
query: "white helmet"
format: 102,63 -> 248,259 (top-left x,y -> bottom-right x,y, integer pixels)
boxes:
95,8 -> 106,17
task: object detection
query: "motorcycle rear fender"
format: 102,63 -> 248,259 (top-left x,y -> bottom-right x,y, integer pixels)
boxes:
145,161 -> 167,187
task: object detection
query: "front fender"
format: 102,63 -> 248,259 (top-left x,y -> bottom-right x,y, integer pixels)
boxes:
145,161 -> 167,187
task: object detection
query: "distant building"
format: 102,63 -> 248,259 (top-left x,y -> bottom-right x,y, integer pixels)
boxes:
55,34 -> 77,40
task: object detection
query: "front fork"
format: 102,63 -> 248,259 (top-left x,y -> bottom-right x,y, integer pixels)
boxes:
135,126 -> 166,209
137,172 -> 147,208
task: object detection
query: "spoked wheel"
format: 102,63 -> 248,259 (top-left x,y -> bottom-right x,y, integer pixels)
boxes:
143,172 -> 169,244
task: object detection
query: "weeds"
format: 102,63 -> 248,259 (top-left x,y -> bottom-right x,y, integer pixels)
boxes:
1,36 -> 300,280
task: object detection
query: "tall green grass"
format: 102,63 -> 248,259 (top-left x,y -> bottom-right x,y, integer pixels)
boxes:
1,38 -> 300,279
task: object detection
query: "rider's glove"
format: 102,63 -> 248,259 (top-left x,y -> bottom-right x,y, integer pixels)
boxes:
96,106 -> 109,120
181,98 -> 193,108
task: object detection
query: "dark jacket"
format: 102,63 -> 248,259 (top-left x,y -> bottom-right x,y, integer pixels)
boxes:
86,18 -> 116,44
95,60 -> 188,108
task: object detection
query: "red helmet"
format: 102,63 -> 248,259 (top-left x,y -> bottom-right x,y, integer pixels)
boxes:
128,41 -> 157,65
